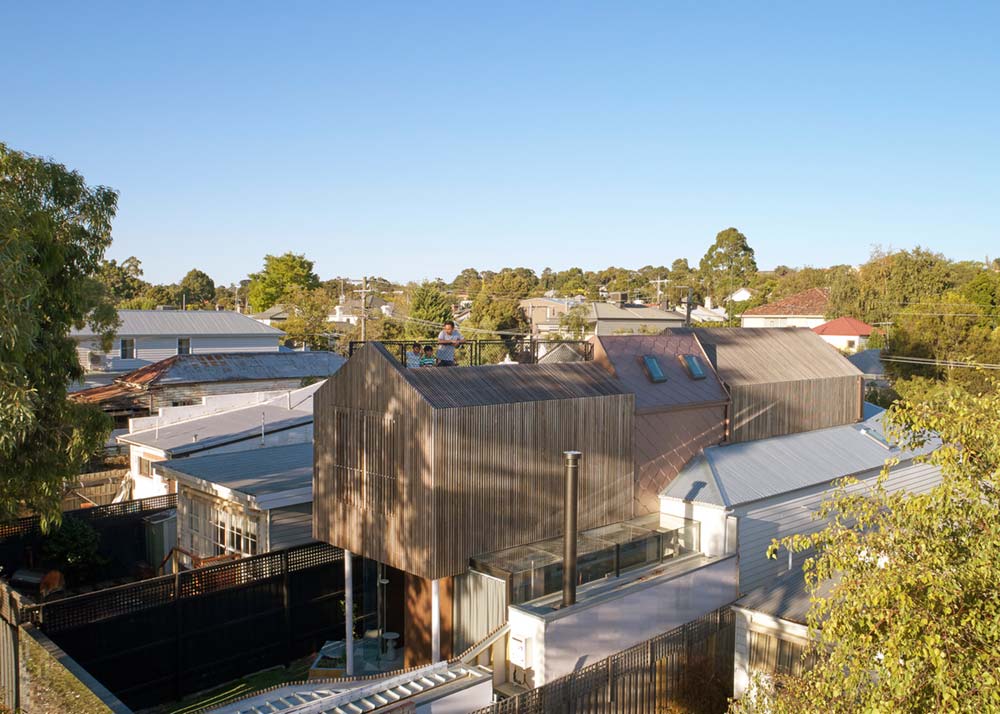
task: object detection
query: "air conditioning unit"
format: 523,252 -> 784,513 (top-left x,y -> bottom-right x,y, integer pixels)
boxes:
144,509 -> 177,572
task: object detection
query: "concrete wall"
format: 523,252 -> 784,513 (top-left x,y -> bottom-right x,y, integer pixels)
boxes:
509,556 -> 738,686
735,460 -> 941,593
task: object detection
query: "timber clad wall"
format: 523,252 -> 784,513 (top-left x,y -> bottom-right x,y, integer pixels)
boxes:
314,344 -> 635,580
727,376 -> 862,443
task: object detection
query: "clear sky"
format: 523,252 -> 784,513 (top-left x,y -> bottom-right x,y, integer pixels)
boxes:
3,2 -> 998,285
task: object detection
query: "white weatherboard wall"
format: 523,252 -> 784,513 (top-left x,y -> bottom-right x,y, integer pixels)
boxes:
509,556 -> 738,686
740,316 -> 826,329
77,334 -> 281,372
735,460 -> 941,593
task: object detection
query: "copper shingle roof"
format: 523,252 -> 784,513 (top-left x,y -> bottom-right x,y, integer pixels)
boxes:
741,287 -> 830,317
590,334 -> 728,412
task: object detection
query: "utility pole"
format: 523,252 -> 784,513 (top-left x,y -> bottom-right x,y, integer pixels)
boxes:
358,276 -> 370,342
649,278 -> 670,305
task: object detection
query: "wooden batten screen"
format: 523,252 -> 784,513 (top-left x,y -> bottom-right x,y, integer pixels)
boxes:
330,407 -> 401,515
748,629 -> 815,678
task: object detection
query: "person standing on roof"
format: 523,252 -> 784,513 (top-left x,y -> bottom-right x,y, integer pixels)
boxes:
436,320 -> 465,367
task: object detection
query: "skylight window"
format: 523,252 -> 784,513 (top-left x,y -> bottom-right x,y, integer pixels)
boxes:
641,355 -> 667,383
679,354 -> 706,380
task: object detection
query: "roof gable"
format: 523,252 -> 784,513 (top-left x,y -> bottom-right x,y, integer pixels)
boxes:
742,287 -> 830,317
813,316 -> 876,336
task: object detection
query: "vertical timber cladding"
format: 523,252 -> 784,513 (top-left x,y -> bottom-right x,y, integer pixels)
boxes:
727,376 -> 863,443
313,343 -> 635,581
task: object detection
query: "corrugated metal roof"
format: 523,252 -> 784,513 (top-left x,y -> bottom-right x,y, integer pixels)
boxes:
371,343 -> 631,409
589,302 -> 687,323
71,309 -> 285,337
735,568 -> 834,624
662,407 -> 940,508
848,348 -> 885,377
591,334 -> 728,411
119,383 -> 319,456
158,442 -> 312,498
674,327 -> 861,385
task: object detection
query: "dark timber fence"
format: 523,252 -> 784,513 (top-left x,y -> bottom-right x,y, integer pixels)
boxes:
13,542 -> 376,710
0,494 -> 178,580
349,339 -> 594,366
470,607 -> 735,714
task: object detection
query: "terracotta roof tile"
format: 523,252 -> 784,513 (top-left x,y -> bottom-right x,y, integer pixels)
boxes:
742,287 -> 830,317
812,316 -> 876,336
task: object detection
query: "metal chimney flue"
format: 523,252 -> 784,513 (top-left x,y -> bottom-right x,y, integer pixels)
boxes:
562,450 -> 581,608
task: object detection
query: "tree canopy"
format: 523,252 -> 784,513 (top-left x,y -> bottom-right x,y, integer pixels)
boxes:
408,283 -> 453,338
0,144 -> 117,525
699,227 -> 758,303
247,252 -> 320,312
732,377 -> 1000,713
178,268 -> 216,305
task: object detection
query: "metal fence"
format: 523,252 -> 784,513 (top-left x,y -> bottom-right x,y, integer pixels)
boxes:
470,607 -> 735,714
12,542 -> 376,710
349,339 -> 594,367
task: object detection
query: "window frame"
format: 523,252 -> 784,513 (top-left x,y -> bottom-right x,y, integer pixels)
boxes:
120,338 -> 136,360
177,337 -> 191,355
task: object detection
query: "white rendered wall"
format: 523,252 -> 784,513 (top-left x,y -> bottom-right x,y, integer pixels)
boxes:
659,499 -> 729,556
740,316 -> 826,329
817,333 -> 868,353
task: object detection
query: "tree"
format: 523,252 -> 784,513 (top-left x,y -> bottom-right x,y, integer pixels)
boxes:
559,305 -> 592,338
97,256 -> 147,303
178,268 -> 216,305
698,227 -> 758,305
732,378 -> 1000,713
0,143 -> 117,525
451,267 -> 481,295
247,252 -> 320,312
280,286 -> 334,350
408,283 -> 453,338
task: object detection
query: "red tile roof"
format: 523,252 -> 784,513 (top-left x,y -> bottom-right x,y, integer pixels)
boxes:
812,316 -> 876,337
742,287 -> 830,317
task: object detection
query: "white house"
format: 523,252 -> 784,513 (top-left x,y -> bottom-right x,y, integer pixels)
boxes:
740,288 -> 830,329
118,382 -> 322,499
812,316 -> 878,353
71,309 -> 285,373
658,406 -> 942,699
726,287 -> 754,304
327,295 -> 394,326
157,442 -> 315,565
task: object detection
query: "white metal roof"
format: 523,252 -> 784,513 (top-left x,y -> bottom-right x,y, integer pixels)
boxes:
72,309 -> 285,337
662,406 -> 940,508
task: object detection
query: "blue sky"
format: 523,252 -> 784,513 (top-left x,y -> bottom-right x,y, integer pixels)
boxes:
3,2 -> 998,285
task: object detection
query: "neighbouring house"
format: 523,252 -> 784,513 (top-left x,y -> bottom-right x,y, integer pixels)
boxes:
157,442 -> 314,567
676,328 -> 864,442
70,309 -> 285,373
519,297 -> 581,336
328,295 -> 394,325
590,333 -> 729,513
250,303 -> 292,327
118,381 -> 322,498
812,316 -> 878,353
740,287 -> 830,329
70,351 -> 345,425
848,348 -> 889,392
674,301 -> 728,324
726,287 -> 754,304
582,299 -> 687,335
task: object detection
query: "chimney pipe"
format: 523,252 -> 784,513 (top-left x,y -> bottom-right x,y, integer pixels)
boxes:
562,450 -> 581,608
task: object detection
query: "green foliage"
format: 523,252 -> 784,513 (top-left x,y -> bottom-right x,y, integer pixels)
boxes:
178,268 -> 216,305
0,143 -> 116,525
699,227 -> 758,303
559,305 -> 592,338
280,286 -> 334,350
96,256 -> 147,303
469,269 -> 533,336
450,267 -> 482,294
408,283 -> 453,338
247,252 -> 320,312
41,518 -> 106,583
733,377 -> 1000,713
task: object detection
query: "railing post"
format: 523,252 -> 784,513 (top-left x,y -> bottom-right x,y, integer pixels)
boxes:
174,571 -> 183,701
282,550 -> 292,666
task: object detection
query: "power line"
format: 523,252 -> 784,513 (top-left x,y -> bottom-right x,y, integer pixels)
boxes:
881,355 -> 1000,371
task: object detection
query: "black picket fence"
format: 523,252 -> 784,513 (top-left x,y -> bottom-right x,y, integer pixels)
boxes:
349,339 -> 594,367
16,542 -> 377,710
471,607 -> 735,714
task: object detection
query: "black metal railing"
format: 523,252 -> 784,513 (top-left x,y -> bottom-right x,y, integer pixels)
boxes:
348,339 -> 594,367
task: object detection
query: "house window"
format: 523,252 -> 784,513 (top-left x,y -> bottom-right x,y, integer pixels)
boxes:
137,457 -> 153,477
177,338 -> 191,355
846,339 -> 856,349
185,495 -> 258,558
679,354 -> 707,380
120,338 -> 136,360
641,355 -> 667,383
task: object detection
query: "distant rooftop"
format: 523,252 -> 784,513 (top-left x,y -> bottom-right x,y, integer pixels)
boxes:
157,442 -> 312,508
813,316 -> 876,336
661,406 -> 940,508
71,309 -> 285,337
848,348 -> 885,377
742,287 -> 830,317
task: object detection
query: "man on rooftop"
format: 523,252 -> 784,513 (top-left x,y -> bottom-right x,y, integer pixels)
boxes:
436,320 -> 465,367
